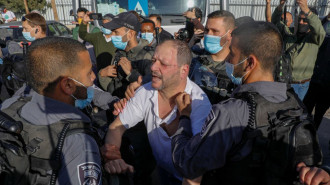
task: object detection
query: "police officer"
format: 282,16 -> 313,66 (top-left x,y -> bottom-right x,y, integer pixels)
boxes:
98,11 -> 154,98
189,10 -> 236,104
172,21 -> 316,184
149,14 -> 173,43
0,37 -> 107,184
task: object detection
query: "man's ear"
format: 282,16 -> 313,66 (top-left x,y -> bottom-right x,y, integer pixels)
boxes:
181,64 -> 190,76
226,30 -> 233,43
245,55 -> 258,72
60,77 -> 76,95
35,25 -> 42,34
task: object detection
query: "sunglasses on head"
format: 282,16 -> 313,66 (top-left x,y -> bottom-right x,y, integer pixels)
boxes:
22,16 -> 37,25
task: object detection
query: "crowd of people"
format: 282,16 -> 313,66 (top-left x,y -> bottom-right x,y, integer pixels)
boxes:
0,0 -> 330,184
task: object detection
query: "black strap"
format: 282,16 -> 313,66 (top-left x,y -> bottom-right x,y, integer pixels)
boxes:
228,92 -> 257,157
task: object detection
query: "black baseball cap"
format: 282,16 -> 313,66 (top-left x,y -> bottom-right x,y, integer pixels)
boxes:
103,12 -> 141,32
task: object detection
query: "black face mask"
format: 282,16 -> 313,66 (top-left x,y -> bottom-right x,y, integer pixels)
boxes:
185,21 -> 194,38
298,24 -> 309,34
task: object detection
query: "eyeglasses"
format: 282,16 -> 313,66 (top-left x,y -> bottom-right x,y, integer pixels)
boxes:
22,16 -> 37,25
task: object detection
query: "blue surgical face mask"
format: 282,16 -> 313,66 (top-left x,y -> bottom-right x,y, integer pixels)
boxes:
111,31 -> 130,50
101,27 -> 112,35
204,31 -> 229,54
141,32 -> 154,44
69,77 -> 94,109
22,31 -> 36,41
225,58 -> 249,85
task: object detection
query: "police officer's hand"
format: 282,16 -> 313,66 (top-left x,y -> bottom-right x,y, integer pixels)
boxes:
160,111 -> 180,137
125,76 -> 142,100
113,98 -> 127,116
297,0 -> 309,14
105,159 -> 134,174
118,57 -> 132,76
175,92 -> 192,117
101,144 -> 122,161
296,162 -> 330,185
99,65 -> 117,77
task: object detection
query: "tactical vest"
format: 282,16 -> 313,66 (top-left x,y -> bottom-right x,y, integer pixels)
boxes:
201,91 -> 322,185
108,46 -> 154,98
0,97 -> 100,185
190,55 -> 234,104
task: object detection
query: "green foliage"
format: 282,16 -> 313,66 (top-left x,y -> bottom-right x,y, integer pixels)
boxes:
0,0 -> 51,17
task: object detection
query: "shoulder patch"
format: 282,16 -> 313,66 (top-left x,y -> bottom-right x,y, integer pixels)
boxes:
200,110 -> 216,137
77,162 -> 102,185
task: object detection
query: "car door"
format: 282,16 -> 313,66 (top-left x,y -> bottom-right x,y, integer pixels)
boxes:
47,23 -> 61,37
54,22 -> 72,38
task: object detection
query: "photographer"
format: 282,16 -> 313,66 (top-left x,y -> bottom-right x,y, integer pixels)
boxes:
175,7 -> 204,43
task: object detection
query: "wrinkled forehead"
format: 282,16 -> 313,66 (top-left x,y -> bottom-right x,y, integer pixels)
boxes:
154,43 -> 177,60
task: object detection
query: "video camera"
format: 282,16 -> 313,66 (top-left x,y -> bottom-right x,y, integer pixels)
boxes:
177,28 -> 190,41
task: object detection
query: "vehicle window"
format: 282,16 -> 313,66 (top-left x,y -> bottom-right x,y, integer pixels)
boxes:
0,28 -> 24,41
48,24 -> 60,36
55,23 -> 70,36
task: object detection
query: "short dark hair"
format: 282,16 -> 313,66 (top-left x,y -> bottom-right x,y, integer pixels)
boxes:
235,16 -> 254,27
232,21 -> 283,73
77,7 -> 88,14
193,7 -> 202,19
141,19 -> 155,29
149,14 -> 162,24
26,37 -> 87,93
23,13 -> 47,34
207,10 -> 235,30
162,40 -> 192,66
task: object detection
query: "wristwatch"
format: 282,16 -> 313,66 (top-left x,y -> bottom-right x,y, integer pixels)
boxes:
303,10 -> 311,17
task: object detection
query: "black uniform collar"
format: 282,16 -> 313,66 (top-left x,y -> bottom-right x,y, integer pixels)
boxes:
232,81 -> 288,103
